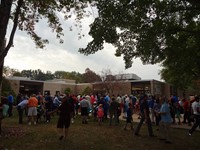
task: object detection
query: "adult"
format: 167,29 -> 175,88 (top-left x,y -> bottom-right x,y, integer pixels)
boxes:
170,94 -> 179,124
44,92 -> 53,123
148,95 -> 155,124
7,92 -> 14,117
109,97 -> 119,126
124,103 -> 133,130
36,92 -> 43,105
188,96 -> 200,136
68,95 -> 75,123
16,93 -> 22,105
159,97 -> 172,144
153,98 -> 161,127
53,93 -> 62,110
36,92 -> 44,123
80,96 -> 89,124
104,94 -> 110,119
50,95 -> 72,140
116,94 -> 123,113
182,98 -> 191,125
0,97 -> 8,134
27,94 -> 38,125
134,94 -> 155,137
17,96 -> 28,124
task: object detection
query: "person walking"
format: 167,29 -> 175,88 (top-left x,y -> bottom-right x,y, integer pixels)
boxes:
124,103 -> 133,130
159,97 -> 172,144
49,95 -> 72,140
188,96 -> 200,136
134,94 -> 155,137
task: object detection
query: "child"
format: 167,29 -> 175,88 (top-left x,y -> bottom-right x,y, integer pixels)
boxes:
117,105 -> 121,124
124,103 -> 133,130
97,104 -> 104,125
93,102 -> 98,121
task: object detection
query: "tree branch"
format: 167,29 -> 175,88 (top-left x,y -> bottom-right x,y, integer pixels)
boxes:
0,0 -> 23,65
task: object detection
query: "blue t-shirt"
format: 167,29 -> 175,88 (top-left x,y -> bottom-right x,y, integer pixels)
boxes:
148,99 -> 154,109
160,102 -> 172,123
8,95 -> 14,104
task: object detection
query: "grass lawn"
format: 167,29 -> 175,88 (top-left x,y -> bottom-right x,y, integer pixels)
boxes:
0,110 -> 199,150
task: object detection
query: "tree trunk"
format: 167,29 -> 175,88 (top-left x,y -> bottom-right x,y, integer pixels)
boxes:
0,0 -> 13,97
0,39 -> 5,97
0,0 -> 13,135
0,120 -> 1,134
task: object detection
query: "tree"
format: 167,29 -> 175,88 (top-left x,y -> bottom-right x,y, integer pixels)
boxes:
0,0 -> 92,63
79,0 -> 200,89
99,68 -> 116,94
3,66 -> 19,77
1,76 -> 12,96
82,68 -> 101,83
81,86 -> 93,95
160,51 -> 200,92
1,0 -> 200,92
54,71 -> 84,83
64,87 -> 71,95
21,69 -> 54,80
0,0 -> 92,96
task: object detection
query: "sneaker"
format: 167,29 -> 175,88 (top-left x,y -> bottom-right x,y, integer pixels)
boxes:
188,132 -> 192,136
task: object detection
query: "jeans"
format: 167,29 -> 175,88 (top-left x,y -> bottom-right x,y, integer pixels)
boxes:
134,113 -> 153,136
189,115 -> 200,134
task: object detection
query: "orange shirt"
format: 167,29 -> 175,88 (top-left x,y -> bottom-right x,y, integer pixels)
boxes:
28,97 -> 38,107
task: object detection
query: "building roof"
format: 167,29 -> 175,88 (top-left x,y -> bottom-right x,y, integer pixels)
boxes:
115,73 -> 141,80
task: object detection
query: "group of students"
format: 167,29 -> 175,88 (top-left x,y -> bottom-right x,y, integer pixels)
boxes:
1,92 -> 200,142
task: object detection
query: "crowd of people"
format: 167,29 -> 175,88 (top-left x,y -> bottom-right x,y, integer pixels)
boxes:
0,92 -> 200,143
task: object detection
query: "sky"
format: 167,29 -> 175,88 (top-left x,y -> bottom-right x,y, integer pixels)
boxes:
4,11 -> 163,81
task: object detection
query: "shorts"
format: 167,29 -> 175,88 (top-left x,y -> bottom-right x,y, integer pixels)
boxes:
28,107 -> 37,116
81,107 -> 88,116
57,117 -> 70,128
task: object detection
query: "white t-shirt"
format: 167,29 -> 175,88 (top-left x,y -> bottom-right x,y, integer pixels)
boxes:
192,101 -> 200,115
116,96 -> 122,103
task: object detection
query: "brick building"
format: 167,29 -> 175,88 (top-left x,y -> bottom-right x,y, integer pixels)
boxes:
6,76 -> 177,98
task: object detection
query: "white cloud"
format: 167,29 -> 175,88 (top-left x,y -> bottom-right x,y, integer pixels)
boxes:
4,14 -> 163,81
